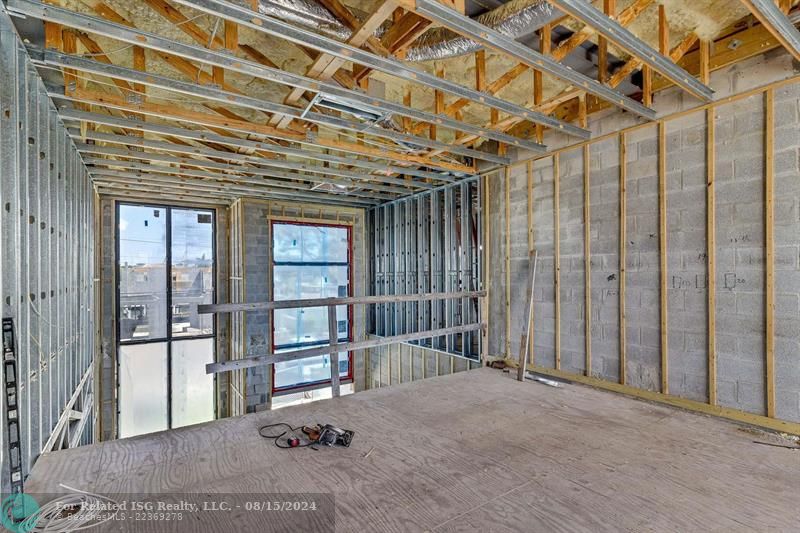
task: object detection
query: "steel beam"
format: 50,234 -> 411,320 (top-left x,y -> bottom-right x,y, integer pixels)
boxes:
547,0 -> 713,100
206,323 -> 484,374
83,157 -> 355,196
69,129 -> 433,190
5,1 -> 556,156
89,169 -> 379,206
740,0 -> 800,61
57,109 -> 457,183
408,0 -> 656,119
33,50 -> 506,166
49,90 -> 490,174
171,0 -> 588,141
200,290 -> 486,313
73,143 -> 404,197
88,167 -> 382,203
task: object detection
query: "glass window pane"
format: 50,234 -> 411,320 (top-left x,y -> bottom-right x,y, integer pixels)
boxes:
119,343 -> 168,438
171,338 -> 215,428
272,223 -> 303,262
274,351 -> 349,390
171,209 -> 215,337
273,224 -> 349,263
119,205 -> 167,341
273,265 -> 349,300
274,305 -> 348,348
272,383 -> 353,409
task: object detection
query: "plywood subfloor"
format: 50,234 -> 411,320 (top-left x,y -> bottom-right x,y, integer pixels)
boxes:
28,368 -> 799,531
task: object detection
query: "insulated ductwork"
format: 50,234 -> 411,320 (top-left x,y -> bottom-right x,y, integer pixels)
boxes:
255,0 -> 354,41
253,0 -> 563,62
405,0 -> 559,62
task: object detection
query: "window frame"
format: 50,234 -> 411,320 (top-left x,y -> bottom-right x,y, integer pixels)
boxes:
269,220 -> 354,395
115,201 -> 217,435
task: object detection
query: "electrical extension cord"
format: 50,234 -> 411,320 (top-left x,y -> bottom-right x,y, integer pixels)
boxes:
20,483 -> 121,532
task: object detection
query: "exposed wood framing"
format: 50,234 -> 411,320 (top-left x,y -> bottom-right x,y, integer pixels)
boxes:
277,0 -> 397,124
513,22 -> 781,136
740,0 -> 800,61
700,39 -> 711,85
581,96 -> 591,377
553,154 -> 561,370
483,174 -> 491,361
527,161 -> 534,362
439,0 -> 657,152
504,166 -> 511,358
548,0 -> 712,101
706,107 -> 716,406
513,75 -> 800,430
658,121 -> 668,394
529,365 -> 800,435
619,132 -> 627,385
764,88 -> 775,418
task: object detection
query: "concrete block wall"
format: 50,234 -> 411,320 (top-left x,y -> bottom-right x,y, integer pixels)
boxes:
588,137 -> 621,383
486,51 -> 800,426
486,169 -> 506,357
665,112 -> 709,403
242,201 -> 271,412
507,163 -> 532,361
714,94 -> 767,415
624,125 -> 662,392
772,82 -> 800,422
558,148 -> 587,376
532,159 -> 556,369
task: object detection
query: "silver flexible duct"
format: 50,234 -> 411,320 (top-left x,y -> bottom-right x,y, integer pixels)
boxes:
253,0 -> 561,62
406,0 -> 558,62
255,0 -> 352,41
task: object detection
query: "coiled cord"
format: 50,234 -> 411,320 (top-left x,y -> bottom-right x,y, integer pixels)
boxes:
20,484 -> 121,532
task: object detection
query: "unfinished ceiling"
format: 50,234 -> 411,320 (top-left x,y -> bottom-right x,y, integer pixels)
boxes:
7,0 -> 799,206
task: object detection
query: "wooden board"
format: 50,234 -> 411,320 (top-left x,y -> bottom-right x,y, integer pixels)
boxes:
26,369 -> 798,532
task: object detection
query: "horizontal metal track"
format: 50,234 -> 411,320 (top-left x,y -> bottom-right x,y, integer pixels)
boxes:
6,1 -> 551,156
95,180 -> 372,207
86,164 -> 378,201
95,183 -> 232,205
84,157 -> 363,196
75,143 -> 401,198
200,289 -> 487,313
71,129 -> 433,190
206,323 -> 484,374
172,0 -> 588,141
58,109 -> 457,183
95,178 -> 376,208
741,0 -> 800,61
33,50 -> 503,167
90,169 -> 380,205
548,0 -> 713,101
50,90 -> 480,174
410,0 -> 656,120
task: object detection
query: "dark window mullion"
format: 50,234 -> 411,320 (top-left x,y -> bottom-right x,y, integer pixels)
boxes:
166,207 -> 173,429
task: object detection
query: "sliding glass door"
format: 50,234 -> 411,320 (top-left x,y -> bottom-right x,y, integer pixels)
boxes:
117,203 -> 216,438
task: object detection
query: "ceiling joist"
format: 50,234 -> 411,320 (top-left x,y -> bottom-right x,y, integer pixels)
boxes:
740,0 -> 800,61
546,0 -> 714,101
168,0 -> 588,140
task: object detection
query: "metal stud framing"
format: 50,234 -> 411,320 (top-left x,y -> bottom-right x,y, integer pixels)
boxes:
0,13 -> 94,489
368,179 -> 482,360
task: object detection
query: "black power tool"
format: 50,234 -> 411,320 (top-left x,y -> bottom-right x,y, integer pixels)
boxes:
316,424 -> 354,447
